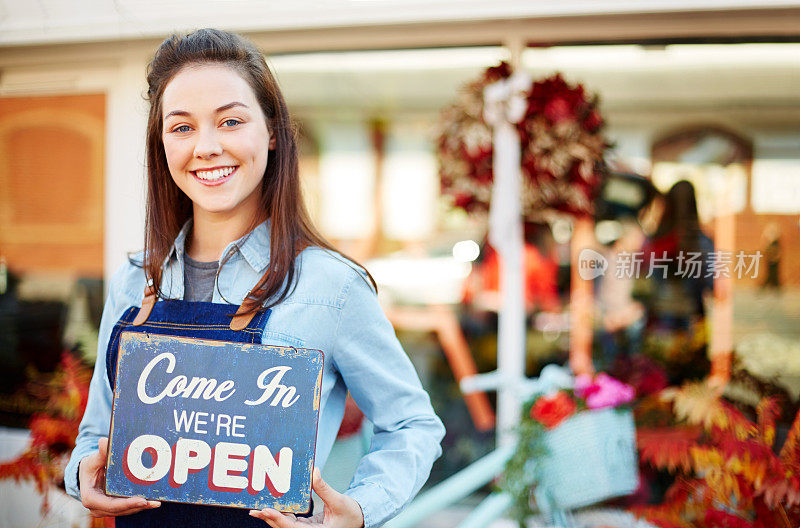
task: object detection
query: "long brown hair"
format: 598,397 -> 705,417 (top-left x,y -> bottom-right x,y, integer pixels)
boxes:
653,179 -> 704,254
143,28 -> 373,310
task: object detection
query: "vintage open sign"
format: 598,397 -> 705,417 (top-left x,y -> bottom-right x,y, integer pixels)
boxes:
106,332 -> 324,513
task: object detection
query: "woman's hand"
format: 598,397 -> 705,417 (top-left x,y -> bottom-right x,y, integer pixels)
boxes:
79,437 -> 161,517
249,468 -> 364,528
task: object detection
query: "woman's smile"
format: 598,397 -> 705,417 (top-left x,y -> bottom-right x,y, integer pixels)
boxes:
191,165 -> 238,185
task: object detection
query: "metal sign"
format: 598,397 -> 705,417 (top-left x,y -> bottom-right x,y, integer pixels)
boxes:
106,332 -> 324,513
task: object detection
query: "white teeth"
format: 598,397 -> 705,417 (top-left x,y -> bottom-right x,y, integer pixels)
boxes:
195,166 -> 235,180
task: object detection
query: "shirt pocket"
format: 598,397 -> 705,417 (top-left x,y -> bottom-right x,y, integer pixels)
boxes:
261,330 -> 306,348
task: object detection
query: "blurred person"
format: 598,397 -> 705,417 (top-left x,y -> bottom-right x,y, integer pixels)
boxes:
642,179 -> 714,331
64,28 -> 444,528
596,217 -> 647,366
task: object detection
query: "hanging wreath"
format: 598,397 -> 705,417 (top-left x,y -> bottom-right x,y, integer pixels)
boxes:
437,63 -> 610,219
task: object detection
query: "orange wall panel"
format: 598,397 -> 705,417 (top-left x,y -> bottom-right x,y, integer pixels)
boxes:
0,93 -> 105,277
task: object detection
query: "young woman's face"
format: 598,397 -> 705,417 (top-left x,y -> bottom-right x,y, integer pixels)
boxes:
161,63 -> 274,222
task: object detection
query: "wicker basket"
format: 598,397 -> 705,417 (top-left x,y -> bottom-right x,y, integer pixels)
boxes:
532,407 -> 639,513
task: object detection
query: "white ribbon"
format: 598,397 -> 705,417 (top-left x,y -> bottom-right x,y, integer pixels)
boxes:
482,72 -> 530,128
484,71 -> 529,254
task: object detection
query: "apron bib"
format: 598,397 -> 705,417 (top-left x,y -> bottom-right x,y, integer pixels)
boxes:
105,294 -> 313,526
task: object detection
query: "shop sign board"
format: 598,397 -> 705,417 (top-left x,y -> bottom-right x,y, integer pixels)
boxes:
105,332 -> 323,513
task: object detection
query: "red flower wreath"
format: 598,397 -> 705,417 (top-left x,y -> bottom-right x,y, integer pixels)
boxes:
437,63 -> 610,220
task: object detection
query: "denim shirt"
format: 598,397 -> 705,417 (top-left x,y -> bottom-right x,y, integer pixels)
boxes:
64,220 -> 445,528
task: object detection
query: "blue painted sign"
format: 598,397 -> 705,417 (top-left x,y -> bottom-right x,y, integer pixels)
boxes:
106,332 -> 324,513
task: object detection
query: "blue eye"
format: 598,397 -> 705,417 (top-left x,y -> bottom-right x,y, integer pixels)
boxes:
223,119 -> 241,127
173,125 -> 191,133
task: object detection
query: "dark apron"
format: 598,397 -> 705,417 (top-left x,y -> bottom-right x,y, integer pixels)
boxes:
105,298 -> 313,527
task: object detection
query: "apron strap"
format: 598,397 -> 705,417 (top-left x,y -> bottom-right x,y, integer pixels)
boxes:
230,296 -> 260,331
230,264 -> 281,330
131,283 -> 157,326
131,283 -> 263,330
132,266 -> 271,329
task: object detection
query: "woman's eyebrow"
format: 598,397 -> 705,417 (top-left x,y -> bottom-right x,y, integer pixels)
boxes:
163,101 -> 249,120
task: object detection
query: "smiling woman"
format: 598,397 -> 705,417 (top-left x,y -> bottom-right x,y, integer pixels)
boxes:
63,28 -> 445,528
139,29 -> 324,308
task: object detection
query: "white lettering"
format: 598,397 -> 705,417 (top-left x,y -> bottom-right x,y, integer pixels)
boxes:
216,414 -> 231,436
249,446 -> 293,495
244,366 -> 300,407
231,415 -> 246,438
194,412 -> 208,434
170,438 -> 212,486
215,380 -> 236,402
121,435 -> 292,494
137,352 -> 176,404
210,442 -> 250,491
181,377 -> 217,399
123,434 -> 171,484
135,352 -> 236,405
173,410 -> 195,433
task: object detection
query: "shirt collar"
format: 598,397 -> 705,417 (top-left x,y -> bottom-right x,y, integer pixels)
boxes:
169,218 -> 270,273
232,219 -> 270,272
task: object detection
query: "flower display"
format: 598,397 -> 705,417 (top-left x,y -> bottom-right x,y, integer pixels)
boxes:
504,370 -> 636,526
517,74 -> 609,218
437,62 -> 511,214
608,353 -> 670,399
575,372 -> 636,409
529,390 -> 577,429
437,63 -> 610,220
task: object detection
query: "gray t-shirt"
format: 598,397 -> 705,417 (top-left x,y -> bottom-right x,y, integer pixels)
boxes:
183,254 -> 219,302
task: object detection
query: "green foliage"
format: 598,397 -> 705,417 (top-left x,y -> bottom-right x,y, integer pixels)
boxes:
500,399 -> 548,528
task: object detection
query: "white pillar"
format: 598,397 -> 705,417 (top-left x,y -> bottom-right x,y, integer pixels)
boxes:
484,71 -> 529,447
492,119 -> 525,446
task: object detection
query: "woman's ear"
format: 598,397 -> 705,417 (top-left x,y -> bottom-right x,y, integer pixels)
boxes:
268,134 -> 276,150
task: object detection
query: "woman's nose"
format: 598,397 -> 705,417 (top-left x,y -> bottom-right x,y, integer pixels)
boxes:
193,128 -> 223,159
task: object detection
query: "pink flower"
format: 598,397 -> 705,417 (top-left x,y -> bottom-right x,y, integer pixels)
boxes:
575,373 -> 635,409
574,374 -> 596,398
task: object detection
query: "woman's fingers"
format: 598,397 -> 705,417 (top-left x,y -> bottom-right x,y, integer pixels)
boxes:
79,437 -> 161,517
82,488 -> 156,516
311,467 -> 364,527
79,441 -> 106,480
249,508 -> 302,528
311,467 -> 340,509
250,469 -> 362,527
306,512 -> 324,523
91,499 -> 161,518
